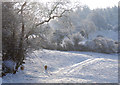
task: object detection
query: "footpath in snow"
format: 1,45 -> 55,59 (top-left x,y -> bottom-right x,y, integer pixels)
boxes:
2,50 -> 118,83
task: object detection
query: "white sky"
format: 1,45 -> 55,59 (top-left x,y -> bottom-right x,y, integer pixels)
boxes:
78,0 -> 119,9
69,0 -> 119,9
10,0 -> 119,9
39,0 -> 119,9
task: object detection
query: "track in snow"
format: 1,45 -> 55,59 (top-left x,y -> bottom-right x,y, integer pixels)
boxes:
2,50 -> 118,83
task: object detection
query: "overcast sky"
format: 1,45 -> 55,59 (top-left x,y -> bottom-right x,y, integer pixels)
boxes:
81,0 -> 119,9
78,0 -> 119,9
39,0 -> 119,9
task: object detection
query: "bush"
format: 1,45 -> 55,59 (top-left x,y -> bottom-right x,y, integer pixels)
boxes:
72,33 -> 84,50
62,37 -> 74,51
85,37 -> 118,53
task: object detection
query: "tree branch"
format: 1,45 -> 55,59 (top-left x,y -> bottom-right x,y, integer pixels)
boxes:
17,2 -> 27,14
49,2 -> 59,16
24,10 -> 69,40
36,9 -> 69,27
25,2 -> 72,39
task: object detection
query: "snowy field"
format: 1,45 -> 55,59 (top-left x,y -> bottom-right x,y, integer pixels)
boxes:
2,49 -> 118,83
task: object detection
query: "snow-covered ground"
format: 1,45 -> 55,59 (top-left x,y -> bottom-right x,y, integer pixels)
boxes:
2,49 -> 118,83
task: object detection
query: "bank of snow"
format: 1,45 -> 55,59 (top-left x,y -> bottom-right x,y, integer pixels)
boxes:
3,50 -> 118,83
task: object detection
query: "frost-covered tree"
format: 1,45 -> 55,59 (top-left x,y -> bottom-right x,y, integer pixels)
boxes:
2,1 -> 75,75
2,2 -> 22,74
85,37 -> 118,53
